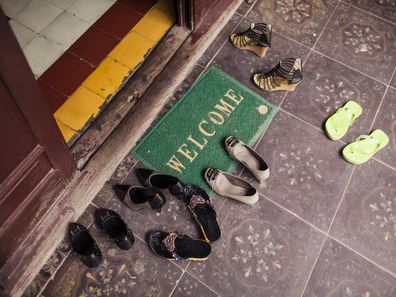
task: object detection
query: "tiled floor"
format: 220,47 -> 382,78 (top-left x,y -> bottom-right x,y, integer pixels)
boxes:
23,0 -> 396,296
1,0 -> 117,77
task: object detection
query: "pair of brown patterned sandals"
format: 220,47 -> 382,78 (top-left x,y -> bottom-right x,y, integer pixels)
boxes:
114,169 -> 221,261
230,22 -> 303,91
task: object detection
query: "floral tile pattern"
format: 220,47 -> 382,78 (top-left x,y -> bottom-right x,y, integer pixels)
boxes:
41,227 -> 183,297
302,238 -> 396,297
372,87 -> 396,169
246,0 -> 339,47
22,239 -> 71,297
77,203 -> 97,227
343,0 -> 396,24
330,160 -> 396,274
281,52 -> 386,142
109,153 -> 137,183
171,273 -> 219,297
315,3 -> 396,83
211,18 -> 310,106
91,183 -> 115,208
187,198 -> 325,297
240,111 -> 353,231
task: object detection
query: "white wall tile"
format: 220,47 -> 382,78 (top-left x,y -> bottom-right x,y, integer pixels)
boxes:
14,0 -> 62,33
67,0 -> 114,24
46,0 -> 74,10
0,0 -> 31,18
9,19 -> 37,48
23,36 -> 63,76
40,11 -> 90,50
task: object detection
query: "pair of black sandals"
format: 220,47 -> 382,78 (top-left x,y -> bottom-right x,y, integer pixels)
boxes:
68,208 -> 134,268
113,168 -> 221,261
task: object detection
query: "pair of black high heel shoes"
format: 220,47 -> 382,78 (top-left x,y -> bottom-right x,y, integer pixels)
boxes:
114,169 -> 221,261
68,208 -> 134,268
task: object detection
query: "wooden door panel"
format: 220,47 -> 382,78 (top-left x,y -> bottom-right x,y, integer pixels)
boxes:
0,170 -> 65,268
0,79 -> 37,182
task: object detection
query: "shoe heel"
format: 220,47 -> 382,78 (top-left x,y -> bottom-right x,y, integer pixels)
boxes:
255,46 -> 269,58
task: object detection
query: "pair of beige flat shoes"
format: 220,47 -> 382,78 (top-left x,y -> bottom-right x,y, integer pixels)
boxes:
204,136 -> 269,206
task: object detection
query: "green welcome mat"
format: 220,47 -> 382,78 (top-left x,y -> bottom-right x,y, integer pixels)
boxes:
132,66 -> 278,194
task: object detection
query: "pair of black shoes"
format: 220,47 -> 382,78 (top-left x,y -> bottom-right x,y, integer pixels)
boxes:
68,208 -> 134,268
114,169 -> 221,261
113,168 -> 185,213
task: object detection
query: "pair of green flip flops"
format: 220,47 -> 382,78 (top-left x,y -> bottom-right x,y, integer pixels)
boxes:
325,100 -> 389,165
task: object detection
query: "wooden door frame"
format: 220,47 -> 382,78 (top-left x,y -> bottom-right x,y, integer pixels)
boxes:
0,7 -> 76,296
0,9 -> 75,178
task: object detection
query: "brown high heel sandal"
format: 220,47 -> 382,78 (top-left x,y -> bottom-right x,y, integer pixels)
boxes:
253,58 -> 302,92
230,22 -> 272,58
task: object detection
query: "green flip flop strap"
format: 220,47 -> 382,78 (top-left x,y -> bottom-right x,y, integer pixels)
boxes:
337,107 -> 357,124
352,135 -> 381,154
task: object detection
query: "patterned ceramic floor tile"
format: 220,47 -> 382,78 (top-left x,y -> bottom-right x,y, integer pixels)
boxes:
343,0 -> 396,24
282,52 -> 386,142
391,74 -> 396,89
302,238 -> 396,297
197,13 -> 242,67
171,272 -> 219,297
108,153 -> 137,183
240,111 -> 354,231
41,228 -> 183,297
236,0 -> 256,16
330,160 -> 396,274
91,183 -> 115,208
371,87 -> 396,169
246,0 -> 339,47
188,197 -> 325,297
211,18 -> 310,106
315,3 -> 396,84
76,204 -> 98,227
22,239 -> 70,297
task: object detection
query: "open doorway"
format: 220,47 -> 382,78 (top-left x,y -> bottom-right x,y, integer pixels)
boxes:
2,0 -> 176,145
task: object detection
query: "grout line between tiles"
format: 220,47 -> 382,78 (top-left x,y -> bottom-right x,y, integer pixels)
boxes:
340,0 -> 396,26
298,234 -> 327,297
369,85 -> 390,132
326,234 -> 396,278
203,2 -> 258,69
302,1 -> 340,69
368,65 -> 396,131
168,270 -> 187,297
312,50 -> 388,86
372,156 -> 396,172
258,192 -> 396,279
326,166 -> 356,234
185,270 -> 223,296
280,108 -> 324,134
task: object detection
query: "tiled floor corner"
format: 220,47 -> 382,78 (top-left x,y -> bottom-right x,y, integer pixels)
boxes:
23,0 -> 396,296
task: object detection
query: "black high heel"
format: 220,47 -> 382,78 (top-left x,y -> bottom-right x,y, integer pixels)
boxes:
136,168 -> 185,196
94,208 -> 134,250
68,223 -> 102,268
113,185 -> 166,212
